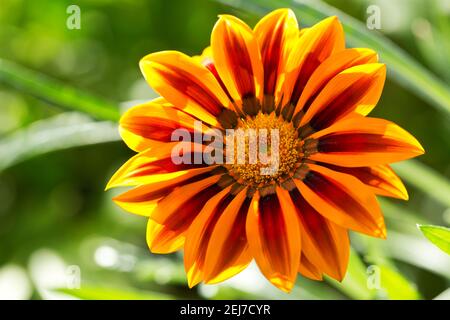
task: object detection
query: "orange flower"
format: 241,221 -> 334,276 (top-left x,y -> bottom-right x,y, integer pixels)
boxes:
107,9 -> 424,292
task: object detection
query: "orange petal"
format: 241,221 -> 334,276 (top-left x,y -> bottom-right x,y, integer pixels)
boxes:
322,164 -> 408,200
254,9 -> 298,108
150,175 -> 222,224
184,186 -> 234,287
309,116 -> 425,167
294,163 -> 386,238
106,142 -> 211,189
112,167 -> 217,216
195,47 -> 233,102
298,255 -> 323,281
246,187 -> 301,292
120,97 -> 212,152
140,51 -> 231,126
290,187 -> 350,281
211,15 -> 264,115
147,175 -> 223,254
146,218 -> 185,254
294,48 -> 378,117
203,188 -> 252,284
279,16 -> 345,116
298,63 -> 386,132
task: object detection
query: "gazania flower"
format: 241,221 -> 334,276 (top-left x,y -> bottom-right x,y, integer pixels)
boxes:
107,9 -> 424,292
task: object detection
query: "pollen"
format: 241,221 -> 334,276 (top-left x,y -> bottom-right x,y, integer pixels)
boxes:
228,112 -> 301,186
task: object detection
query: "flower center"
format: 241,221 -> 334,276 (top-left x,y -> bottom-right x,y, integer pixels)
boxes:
228,112 -> 301,187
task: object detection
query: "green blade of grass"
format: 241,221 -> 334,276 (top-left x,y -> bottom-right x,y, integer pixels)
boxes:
0,112 -> 120,172
375,264 -> 421,300
0,59 -> 120,121
57,286 -> 173,300
357,235 -> 421,300
418,224 -> 450,255
219,0 -> 450,117
392,160 -> 450,207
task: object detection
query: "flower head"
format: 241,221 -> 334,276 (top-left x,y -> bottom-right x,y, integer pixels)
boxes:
107,9 -> 424,292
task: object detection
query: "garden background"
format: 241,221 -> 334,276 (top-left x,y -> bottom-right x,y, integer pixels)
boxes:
0,0 -> 449,300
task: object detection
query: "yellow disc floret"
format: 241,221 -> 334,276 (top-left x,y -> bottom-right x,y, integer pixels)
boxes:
229,112 -> 301,186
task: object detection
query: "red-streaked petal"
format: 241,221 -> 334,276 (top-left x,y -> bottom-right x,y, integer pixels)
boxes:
140,51 -> 231,126
211,15 -> 264,115
299,63 -> 386,133
322,163 -> 408,200
120,97 -> 212,152
294,163 -> 386,238
195,47 -> 233,101
294,48 -> 378,117
298,255 -> 323,281
246,187 -> 301,292
184,186 -> 234,287
112,167 -> 216,216
147,175 -> 223,254
150,175 -> 222,224
254,8 -> 298,110
146,218 -> 185,253
106,142 -> 211,189
309,116 -> 425,167
203,188 -> 252,284
290,187 -> 350,281
279,16 -> 345,116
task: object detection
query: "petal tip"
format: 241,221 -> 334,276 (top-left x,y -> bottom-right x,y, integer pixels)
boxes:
187,275 -> 201,289
216,14 -> 234,23
397,187 -> 409,201
185,261 -> 203,288
187,280 -> 196,289
269,274 -> 295,293
215,14 -> 250,32
379,227 -> 387,239
105,177 -> 116,191
146,234 -> 171,255
271,8 -> 295,18
139,53 -> 156,69
325,15 -> 340,25
417,142 -> 425,154
330,268 -> 347,282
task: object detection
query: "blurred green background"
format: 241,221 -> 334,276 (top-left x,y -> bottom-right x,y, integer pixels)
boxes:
0,0 -> 449,300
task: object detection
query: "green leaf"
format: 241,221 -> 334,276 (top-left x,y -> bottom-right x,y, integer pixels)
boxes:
392,160 -> 450,207
57,286 -> 173,300
377,264 -> 421,300
418,224 -> 450,255
0,59 -> 120,121
219,0 -> 450,117
329,246 -> 420,300
360,236 -> 421,300
0,112 -> 120,172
